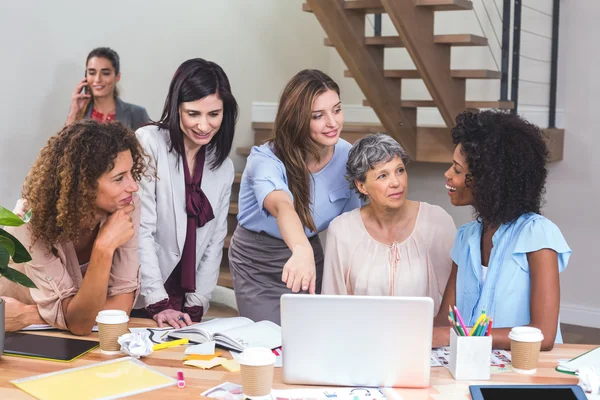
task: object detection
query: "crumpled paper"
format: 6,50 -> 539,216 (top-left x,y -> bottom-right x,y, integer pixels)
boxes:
117,331 -> 154,358
579,366 -> 600,395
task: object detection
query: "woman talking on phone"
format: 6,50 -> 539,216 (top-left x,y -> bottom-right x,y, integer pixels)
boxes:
66,47 -> 150,130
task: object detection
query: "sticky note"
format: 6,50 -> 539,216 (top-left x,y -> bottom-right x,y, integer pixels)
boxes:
183,352 -> 221,361
221,359 -> 241,372
184,357 -> 227,370
185,341 -> 216,355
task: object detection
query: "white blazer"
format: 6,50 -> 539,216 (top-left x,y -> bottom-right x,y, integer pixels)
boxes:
135,125 -> 234,312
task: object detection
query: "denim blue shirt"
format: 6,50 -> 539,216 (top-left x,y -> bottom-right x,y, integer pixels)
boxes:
451,213 -> 571,343
237,139 -> 361,239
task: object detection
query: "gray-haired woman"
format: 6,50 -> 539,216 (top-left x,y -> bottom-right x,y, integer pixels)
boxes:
321,133 -> 456,315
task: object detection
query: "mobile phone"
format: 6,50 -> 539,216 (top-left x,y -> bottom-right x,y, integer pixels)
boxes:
81,71 -> 89,94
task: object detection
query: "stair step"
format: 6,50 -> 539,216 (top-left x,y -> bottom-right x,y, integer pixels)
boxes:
303,0 -> 384,14
217,267 -> 233,289
224,235 -> 231,249
234,172 -> 242,184
229,202 -> 238,215
415,0 -> 473,11
324,34 -> 487,48
304,0 -> 472,13
236,146 -> 251,157
344,69 -> 502,80
362,99 -> 515,109
247,122 -> 562,163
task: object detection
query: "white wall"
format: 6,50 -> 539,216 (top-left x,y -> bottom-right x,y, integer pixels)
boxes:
0,0 -> 327,207
548,0 -> 600,327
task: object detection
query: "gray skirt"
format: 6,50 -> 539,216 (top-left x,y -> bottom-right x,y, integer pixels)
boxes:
228,224 -> 324,325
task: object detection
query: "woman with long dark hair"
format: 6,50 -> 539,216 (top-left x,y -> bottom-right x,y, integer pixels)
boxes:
134,58 -> 238,328
229,69 -> 361,324
66,47 -> 150,130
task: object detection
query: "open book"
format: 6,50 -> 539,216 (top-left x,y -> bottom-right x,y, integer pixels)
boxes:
167,317 -> 281,352
556,346 -> 600,374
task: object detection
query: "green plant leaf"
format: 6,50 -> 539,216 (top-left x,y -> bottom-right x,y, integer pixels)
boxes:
0,245 -> 9,267
0,236 -> 15,257
0,266 -> 36,288
0,228 -> 32,263
23,209 -> 32,223
0,206 -> 24,227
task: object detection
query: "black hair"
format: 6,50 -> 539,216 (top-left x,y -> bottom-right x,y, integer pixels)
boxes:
155,58 -> 238,170
451,110 -> 549,227
86,47 -> 120,97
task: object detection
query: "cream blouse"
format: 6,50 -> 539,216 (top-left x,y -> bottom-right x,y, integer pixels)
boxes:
322,202 -> 456,315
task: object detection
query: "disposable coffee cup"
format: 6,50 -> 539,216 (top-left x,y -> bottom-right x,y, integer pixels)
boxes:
509,326 -> 544,374
238,347 -> 276,398
95,310 -> 129,355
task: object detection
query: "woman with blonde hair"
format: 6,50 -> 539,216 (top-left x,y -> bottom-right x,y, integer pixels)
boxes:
0,120 -> 147,334
229,69 -> 361,324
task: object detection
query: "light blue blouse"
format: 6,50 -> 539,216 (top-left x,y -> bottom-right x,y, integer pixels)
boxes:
451,213 -> 571,343
237,139 -> 361,239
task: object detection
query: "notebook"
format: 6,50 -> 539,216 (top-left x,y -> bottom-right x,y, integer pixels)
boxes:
12,357 -> 176,400
556,346 -> 600,374
3,332 -> 99,362
167,317 -> 281,352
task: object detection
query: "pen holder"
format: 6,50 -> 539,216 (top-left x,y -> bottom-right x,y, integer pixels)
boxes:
448,328 -> 492,381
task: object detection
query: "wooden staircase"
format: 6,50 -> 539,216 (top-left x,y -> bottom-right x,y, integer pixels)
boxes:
301,0 -> 564,162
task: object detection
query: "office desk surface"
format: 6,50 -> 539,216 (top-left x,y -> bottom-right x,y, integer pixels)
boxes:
0,317 -> 590,400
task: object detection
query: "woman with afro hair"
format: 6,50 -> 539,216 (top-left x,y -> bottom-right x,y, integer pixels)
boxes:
433,110 -> 571,351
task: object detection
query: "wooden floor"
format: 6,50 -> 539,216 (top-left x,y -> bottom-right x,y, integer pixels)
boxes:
562,323 -> 600,345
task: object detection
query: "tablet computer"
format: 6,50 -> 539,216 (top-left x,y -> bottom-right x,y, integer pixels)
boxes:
469,385 -> 587,400
3,332 -> 99,362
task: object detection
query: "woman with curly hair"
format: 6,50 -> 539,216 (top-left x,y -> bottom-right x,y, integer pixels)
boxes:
433,110 -> 571,350
0,120 -> 147,335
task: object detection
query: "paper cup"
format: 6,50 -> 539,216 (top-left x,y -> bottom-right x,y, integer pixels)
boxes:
96,310 -> 129,355
509,327 -> 544,374
238,347 -> 276,398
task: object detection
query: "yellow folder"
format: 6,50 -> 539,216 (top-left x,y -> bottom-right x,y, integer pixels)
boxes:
11,357 -> 176,400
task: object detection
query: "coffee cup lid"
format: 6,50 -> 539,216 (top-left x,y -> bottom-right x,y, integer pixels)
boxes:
238,347 -> 276,366
508,326 -> 544,342
96,309 -> 129,324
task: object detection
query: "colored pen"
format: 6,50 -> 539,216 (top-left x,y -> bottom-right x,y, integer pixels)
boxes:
469,313 -> 486,336
448,316 -> 460,336
486,318 -> 493,336
453,306 -> 469,336
449,305 -> 456,324
177,370 -> 185,389
152,337 -> 189,351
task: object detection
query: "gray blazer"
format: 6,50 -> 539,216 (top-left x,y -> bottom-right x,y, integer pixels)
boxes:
84,97 -> 150,131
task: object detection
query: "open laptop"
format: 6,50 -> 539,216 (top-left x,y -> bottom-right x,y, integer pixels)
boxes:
280,294 -> 433,388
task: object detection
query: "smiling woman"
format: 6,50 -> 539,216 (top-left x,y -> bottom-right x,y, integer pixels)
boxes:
229,69 -> 362,324
0,120 -> 149,335
65,47 -> 151,130
133,58 -> 238,329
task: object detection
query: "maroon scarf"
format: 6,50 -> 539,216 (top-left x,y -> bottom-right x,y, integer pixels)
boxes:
180,146 -> 214,292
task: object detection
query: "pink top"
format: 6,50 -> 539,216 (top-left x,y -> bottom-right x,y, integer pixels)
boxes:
321,202 -> 456,315
0,196 -> 141,330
